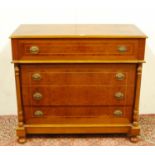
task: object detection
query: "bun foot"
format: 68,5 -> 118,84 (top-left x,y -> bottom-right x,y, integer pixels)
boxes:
130,136 -> 139,143
18,137 -> 26,144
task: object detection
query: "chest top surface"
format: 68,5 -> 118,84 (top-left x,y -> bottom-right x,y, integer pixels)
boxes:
10,24 -> 147,39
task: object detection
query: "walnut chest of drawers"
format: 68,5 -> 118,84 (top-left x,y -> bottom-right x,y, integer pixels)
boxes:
11,24 -> 146,143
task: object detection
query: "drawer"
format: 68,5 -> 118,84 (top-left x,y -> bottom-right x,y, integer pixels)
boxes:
21,64 -> 136,86
21,64 -> 136,106
22,85 -> 135,106
23,106 -> 133,124
12,38 -> 144,60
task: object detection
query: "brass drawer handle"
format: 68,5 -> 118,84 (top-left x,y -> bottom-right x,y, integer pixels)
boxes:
113,110 -> 123,117
118,45 -> 127,53
30,46 -> 39,54
32,73 -> 41,80
115,92 -> 124,100
115,72 -> 125,80
34,110 -> 44,117
33,92 -> 43,100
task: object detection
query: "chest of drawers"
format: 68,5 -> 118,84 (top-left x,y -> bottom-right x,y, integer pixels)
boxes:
11,24 -> 146,143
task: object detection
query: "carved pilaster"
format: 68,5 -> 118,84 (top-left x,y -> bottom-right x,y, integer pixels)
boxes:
133,63 -> 142,127
129,63 -> 142,142
14,64 -> 26,143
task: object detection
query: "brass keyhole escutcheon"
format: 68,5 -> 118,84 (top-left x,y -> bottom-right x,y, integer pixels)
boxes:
34,110 -> 44,117
115,72 -> 125,80
115,92 -> 124,100
33,92 -> 43,100
32,73 -> 41,81
118,45 -> 127,53
30,46 -> 39,54
113,110 -> 123,117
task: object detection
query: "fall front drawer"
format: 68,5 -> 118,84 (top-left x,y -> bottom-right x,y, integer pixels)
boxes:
12,38 -> 145,60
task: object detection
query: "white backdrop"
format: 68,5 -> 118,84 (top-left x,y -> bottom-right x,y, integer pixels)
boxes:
0,0 -> 155,115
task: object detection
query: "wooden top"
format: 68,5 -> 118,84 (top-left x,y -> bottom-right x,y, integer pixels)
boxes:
10,24 -> 147,38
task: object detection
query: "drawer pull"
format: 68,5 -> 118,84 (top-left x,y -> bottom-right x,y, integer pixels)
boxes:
118,46 -> 127,53
34,110 -> 44,117
32,73 -> 41,80
33,92 -> 43,100
115,92 -> 124,100
115,72 -> 125,80
30,46 -> 39,54
113,110 -> 123,117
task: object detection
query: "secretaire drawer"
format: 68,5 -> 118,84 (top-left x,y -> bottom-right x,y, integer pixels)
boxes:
23,106 -> 133,124
12,38 -> 145,60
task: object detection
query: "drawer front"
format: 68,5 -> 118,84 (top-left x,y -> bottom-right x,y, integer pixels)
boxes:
12,38 -> 143,60
21,64 -> 136,85
22,85 -> 134,106
23,106 -> 133,124
21,64 -> 136,106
